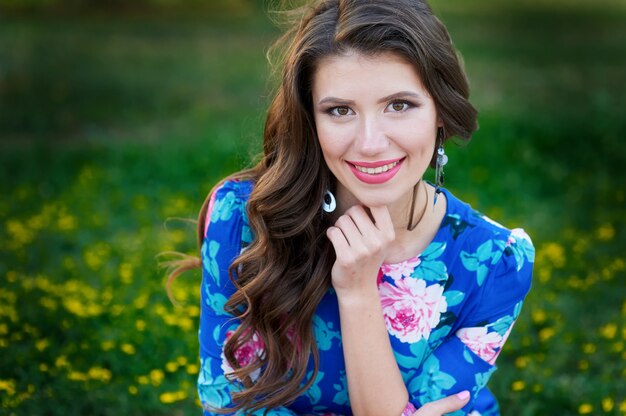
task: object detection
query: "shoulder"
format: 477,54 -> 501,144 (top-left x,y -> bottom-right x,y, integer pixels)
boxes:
441,189 -> 535,307
203,179 -> 254,239
442,187 -> 535,261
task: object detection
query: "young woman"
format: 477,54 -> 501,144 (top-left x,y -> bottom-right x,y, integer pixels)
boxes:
168,1 -> 535,414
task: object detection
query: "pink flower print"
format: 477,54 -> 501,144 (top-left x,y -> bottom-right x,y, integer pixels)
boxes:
401,402 -> 417,416
456,326 -> 504,365
220,330 -> 265,382
381,257 -> 421,281
379,279 -> 447,343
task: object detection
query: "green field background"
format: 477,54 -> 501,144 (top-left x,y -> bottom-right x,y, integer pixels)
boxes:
1,0 -> 625,414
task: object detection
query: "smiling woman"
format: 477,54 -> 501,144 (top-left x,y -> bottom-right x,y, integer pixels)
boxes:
166,1 -> 535,415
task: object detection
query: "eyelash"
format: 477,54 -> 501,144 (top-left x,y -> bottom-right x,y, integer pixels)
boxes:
324,100 -> 415,118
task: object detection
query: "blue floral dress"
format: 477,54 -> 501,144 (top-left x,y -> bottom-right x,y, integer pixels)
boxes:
198,179 -> 535,416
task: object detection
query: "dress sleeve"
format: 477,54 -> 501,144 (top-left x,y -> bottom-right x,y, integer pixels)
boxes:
197,180 -> 297,416
407,228 -> 535,414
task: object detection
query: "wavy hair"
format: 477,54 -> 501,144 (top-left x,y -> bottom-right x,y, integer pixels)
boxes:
166,0 -> 477,413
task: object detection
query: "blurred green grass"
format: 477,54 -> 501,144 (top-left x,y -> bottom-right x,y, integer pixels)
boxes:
1,0 -> 625,414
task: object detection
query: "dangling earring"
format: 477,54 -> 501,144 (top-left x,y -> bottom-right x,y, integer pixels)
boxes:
434,127 -> 448,207
322,190 -> 336,213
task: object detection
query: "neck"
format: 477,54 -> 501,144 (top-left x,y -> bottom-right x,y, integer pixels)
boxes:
332,180 -> 430,232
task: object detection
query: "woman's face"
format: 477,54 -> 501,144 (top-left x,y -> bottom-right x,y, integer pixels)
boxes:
312,51 -> 441,216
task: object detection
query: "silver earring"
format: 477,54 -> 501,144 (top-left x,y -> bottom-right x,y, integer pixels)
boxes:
434,128 -> 447,206
322,190 -> 336,213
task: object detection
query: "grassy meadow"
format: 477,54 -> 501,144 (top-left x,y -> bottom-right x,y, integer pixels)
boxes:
1,0 -> 625,414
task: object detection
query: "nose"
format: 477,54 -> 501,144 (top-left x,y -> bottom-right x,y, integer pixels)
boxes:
355,115 -> 389,156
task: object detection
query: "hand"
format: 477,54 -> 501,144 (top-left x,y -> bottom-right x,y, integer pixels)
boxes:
412,391 -> 470,416
326,205 -> 395,300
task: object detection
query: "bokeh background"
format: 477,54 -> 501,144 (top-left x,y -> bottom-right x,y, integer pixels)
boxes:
1,0 -> 625,414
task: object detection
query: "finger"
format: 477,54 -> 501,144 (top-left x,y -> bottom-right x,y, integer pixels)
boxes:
343,205 -> 379,241
333,214 -> 368,251
369,205 -> 394,237
326,226 -> 352,256
413,391 -> 470,416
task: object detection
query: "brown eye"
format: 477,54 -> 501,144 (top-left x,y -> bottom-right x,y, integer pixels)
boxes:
330,106 -> 352,117
390,102 -> 408,112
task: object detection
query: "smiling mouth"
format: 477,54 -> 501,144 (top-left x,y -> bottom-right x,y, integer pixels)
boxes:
350,160 -> 402,175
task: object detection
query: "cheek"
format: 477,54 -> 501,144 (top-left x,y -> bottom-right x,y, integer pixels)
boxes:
316,122 -> 350,161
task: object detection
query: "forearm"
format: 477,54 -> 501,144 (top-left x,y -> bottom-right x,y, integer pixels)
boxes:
338,291 -> 409,416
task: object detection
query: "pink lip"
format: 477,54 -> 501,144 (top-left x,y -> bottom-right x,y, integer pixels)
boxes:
346,157 -> 404,185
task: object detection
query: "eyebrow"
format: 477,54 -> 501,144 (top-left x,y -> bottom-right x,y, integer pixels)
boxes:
316,91 -> 423,106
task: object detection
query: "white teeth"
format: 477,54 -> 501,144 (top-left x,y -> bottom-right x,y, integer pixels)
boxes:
354,161 -> 399,175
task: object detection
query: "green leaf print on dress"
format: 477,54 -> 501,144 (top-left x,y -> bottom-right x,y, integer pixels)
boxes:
460,240 -> 503,286
413,242 -> 447,282
210,190 -> 242,223
313,316 -> 341,351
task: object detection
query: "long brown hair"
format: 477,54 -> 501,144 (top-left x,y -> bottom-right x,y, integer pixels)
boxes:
167,0 -> 478,413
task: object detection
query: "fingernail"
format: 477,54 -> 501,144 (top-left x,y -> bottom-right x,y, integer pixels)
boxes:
456,390 -> 470,401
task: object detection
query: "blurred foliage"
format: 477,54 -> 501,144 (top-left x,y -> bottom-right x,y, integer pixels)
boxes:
1,0 -> 625,415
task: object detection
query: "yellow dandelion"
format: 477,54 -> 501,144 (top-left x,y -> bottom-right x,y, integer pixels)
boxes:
537,267 -> 551,284
515,356 -> 529,369
619,399 -> 626,412
539,327 -> 555,343
573,238 -> 589,255
68,371 -> 88,382
540,242 -> 565,268
600,323 -> 617,339
187,305 -> 200,317
0,379 -> 16,395
6,271 -> 17,283
119,263 -> 133,284
121,343 -> 136,355
0,324 -> 7,336
35,339 -> 50,352
129,385 -> 138,395
137,375 -> 149,385
150,369 -> 164,387
531,309 -> 547,325
134,295 -> 148,309
159,390 -> 187,404
88,367 -> 112,383
602,397 -> 614,412
178,317 -> 193,331
135,320 -> 146,331
582,343 -> 596,354
578,403 -> 593,414
532,384 -> 543,393
578,360 -> 589,371
166,362 -> 178,372
57,214 -> 77,231
612,342 -> 624,353
6,219 -> 35,247
596,223 -> 615,241
40,297 -> 58,310
39,363 -> 49,372
55,355 -> 69,368
176,356 -> 188,366
511,380 -> 525,392
186,364 -> 199,375
101,341 -> 115,351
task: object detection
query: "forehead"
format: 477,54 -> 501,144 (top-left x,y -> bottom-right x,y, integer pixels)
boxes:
312,51 -> 428,98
